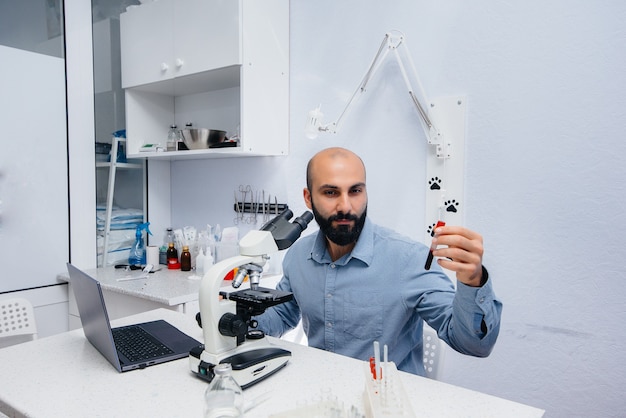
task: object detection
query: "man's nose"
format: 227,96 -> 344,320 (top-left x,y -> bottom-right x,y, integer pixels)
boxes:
336,193 -> 351,213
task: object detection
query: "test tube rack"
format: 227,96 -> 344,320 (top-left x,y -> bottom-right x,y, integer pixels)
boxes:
363,361 -> 416,418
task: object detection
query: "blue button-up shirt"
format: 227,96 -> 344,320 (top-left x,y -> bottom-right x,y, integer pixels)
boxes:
256,217 -> 502,375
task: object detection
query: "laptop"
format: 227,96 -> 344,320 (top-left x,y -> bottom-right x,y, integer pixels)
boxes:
67,263 -> 201,372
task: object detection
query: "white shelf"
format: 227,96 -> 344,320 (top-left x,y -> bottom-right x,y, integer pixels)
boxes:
125,65 -> 241,97
128,147 -> 272,161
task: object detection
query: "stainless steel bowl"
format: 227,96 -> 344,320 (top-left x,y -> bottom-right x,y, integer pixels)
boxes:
181,128 -> 227,150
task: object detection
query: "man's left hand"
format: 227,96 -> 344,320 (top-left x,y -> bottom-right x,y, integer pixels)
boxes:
431,226 -> 484,287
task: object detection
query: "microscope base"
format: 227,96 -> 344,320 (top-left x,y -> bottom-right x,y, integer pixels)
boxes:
189,345 -> 291,389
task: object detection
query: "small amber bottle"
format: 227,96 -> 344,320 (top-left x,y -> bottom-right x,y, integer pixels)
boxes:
181,245 -> 191,271
167,242 -> 180,270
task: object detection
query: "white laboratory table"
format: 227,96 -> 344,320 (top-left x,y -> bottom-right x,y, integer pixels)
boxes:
0,309 -> 544,418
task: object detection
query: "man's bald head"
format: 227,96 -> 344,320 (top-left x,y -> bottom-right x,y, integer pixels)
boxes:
306,147 -> 366,191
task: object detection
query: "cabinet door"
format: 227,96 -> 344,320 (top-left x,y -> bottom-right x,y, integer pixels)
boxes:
120,1 -> 174,88
173,0 -> 241,80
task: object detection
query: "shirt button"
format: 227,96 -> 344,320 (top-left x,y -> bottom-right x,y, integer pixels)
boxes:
327,322 -> 332,328
330,263 -> 336,268
479,297 -> 485,303
327,293 -> 332,298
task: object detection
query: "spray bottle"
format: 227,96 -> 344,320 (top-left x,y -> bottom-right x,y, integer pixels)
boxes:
128,222 -> 153,265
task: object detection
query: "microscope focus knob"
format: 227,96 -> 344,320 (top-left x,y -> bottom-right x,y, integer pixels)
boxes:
218,313 -> 247,338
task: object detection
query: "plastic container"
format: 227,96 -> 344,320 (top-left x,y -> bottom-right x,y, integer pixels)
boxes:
196,248 -> 205,275
203,363 -> 243,418
159,245 -> 167,265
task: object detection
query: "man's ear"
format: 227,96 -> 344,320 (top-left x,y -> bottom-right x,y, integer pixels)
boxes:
303,187 -> 312,209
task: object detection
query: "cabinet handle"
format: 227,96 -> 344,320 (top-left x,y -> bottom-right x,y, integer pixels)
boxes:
175,58 -> 184,69
160,62 -> 169,72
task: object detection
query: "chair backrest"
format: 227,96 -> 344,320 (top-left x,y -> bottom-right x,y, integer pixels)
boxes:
423,325 -> 445,380
0,297 -> 38,348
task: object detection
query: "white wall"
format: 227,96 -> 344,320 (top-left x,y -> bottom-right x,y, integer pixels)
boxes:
170,1 -> 626,416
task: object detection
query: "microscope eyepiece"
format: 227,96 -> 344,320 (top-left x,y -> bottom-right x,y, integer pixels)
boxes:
293,211 -> 314,230
260,209 -> 313,250
260,208 -> 293,232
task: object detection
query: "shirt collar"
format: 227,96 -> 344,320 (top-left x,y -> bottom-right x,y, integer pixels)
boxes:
309,217 -> 374,266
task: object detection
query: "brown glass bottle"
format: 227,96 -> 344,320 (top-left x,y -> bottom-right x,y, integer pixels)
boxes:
181,245 -> 191,271
167,242 -> 180,269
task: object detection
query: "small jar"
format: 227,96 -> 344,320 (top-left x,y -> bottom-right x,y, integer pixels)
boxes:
167,242 -> 180,270
181,245 -> 191,271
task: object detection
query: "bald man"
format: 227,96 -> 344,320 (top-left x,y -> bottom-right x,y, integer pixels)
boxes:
256,147 -> 502,376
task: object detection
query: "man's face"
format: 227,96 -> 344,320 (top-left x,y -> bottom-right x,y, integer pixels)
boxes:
304,151 -> 368,247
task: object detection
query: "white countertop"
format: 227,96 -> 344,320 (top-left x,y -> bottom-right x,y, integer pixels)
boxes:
0,308 -> 544,418
58,266 -> 279,307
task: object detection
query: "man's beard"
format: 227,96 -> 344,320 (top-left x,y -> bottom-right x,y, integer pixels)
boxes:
311,200 -> 367,246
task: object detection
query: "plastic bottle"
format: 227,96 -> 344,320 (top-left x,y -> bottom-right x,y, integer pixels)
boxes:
203,363 -> 243,418
128,222 -> 152,265
167,125 -> 178,151
181,245 -> 191,271
196,248 -> 205,275
167,242 -> 180,270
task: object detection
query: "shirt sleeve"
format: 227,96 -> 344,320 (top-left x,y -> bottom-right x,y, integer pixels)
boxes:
441,270 -> 503,358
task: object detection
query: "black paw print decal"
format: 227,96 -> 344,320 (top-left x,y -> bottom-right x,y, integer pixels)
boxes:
444,199 -> 459,213
426,223 -> 438,237
428,177 -> 441,190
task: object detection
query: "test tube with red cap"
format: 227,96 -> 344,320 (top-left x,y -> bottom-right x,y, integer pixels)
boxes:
424,220 -> 445,270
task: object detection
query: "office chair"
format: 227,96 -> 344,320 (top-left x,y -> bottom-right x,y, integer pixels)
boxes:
0,297 -> 38,349
423,325 -> 445,380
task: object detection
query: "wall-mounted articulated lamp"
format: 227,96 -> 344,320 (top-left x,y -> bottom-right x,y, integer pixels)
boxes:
304,30 -> 467,244
304,30 -> 452,159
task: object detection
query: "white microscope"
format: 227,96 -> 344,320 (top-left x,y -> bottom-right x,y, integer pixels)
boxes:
189,209 -> 313,388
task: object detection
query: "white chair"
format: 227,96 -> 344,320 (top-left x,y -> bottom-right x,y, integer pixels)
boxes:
0,298 -> 38,349
423,325 -> 445,380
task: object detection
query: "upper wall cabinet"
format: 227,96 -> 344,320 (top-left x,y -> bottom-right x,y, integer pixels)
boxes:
120,0 -> 289,159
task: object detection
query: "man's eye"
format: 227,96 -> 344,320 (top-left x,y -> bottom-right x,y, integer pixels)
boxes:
324,190 -> 337,196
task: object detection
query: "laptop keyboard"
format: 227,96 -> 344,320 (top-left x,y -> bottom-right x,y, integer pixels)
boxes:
112,325 -> 174,362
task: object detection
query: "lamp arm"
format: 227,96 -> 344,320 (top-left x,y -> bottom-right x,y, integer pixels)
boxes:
309,30 -> 449,158
321,34 -> 392,134
390,35 -> 444,149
